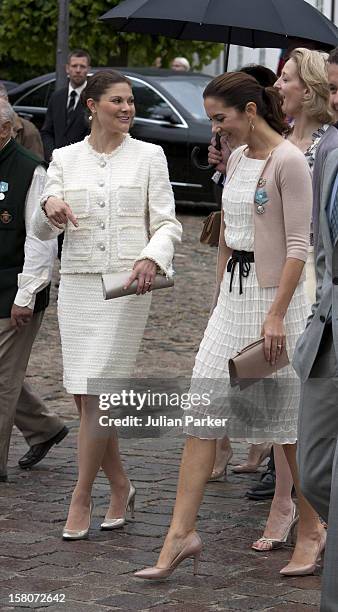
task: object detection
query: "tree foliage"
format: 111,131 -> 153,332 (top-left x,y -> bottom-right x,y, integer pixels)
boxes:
0,0 -> 223,81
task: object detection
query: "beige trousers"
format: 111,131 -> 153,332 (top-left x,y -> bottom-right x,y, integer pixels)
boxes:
0,311 -> 64,476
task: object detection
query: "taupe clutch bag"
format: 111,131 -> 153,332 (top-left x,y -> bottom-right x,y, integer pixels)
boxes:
228,338 -> 289,390
102,272 -> 174,300
200,211 -> 221,247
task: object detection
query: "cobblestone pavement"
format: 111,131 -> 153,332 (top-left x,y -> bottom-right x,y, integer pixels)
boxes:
1,210 -> 321,611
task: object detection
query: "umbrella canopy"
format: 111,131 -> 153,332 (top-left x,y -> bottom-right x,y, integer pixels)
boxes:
100,0 -> 338,49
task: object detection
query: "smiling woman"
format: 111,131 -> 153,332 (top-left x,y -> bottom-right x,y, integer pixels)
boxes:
133,71 -> 320,582
81,71 -> 135,138
203,72 -> 287,151
31,69 -> 182,542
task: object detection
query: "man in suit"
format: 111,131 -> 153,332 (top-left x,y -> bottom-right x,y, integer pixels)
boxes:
0,99 -> 68,480
41,49 -> 90,162
293,148 -> 338,611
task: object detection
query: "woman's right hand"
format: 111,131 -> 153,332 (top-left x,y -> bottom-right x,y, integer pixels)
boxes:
208,136 -> 232,174
44,196 -> 78,229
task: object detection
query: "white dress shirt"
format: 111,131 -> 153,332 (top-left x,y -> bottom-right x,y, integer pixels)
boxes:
67,82 -> 87,111
14,165 -> 57,310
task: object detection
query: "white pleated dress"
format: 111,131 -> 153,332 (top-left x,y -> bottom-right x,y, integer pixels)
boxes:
183,154 -> 311,443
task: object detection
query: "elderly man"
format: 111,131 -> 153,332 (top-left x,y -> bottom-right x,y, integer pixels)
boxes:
0,99 -> 67,481
0,83 -> 44,159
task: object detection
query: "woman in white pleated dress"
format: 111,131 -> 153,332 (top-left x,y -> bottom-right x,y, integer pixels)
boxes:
32,70 -> 182,540
135,72 -> 324,581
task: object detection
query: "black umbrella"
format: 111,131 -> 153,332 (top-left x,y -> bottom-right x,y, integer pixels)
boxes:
100,0 -> 338,50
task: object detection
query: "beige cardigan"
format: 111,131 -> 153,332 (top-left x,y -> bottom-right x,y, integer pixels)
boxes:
224,140 -> 312,288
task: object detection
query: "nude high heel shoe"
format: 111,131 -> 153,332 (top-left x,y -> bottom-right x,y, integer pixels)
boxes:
232,442 -> 271,473
208,448 -> 233,481
63,500 -> 94,540
134,533 -> 202,580
280,530 -> 327,576
100,483 -> 136,530
252,502 -> 299,551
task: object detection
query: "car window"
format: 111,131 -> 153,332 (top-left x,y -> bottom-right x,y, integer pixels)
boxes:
130,80 -> 181,123
157,77 -> 211,120
16,81 -> 55,107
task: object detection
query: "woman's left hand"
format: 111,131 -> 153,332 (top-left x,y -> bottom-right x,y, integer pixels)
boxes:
261,314 -> 286,365
124,259 -> 157,295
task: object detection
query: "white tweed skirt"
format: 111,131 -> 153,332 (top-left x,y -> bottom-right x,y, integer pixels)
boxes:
57,274 -> 151,394
183,261 -> 311,444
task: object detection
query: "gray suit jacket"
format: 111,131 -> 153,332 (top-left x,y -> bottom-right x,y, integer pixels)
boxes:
293,149 -> 338,382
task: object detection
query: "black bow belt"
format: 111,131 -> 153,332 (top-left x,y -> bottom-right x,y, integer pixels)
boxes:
227,250 -> 255,295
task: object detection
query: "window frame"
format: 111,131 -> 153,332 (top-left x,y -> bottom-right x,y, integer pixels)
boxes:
128,76 -> 188,129
15,78 -> 56,107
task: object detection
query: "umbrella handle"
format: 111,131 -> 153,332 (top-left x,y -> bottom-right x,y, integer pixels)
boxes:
191,132 -> 221,171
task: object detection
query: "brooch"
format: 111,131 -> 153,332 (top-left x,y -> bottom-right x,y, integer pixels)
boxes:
254,188 -> 269,215
0,181 -> 8,201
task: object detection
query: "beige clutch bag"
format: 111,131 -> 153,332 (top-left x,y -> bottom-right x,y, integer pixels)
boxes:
228,338 -> 289,390
102,272 -> 174,300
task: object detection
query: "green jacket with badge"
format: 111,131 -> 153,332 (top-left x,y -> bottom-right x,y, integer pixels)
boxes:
0,139 -> 50,318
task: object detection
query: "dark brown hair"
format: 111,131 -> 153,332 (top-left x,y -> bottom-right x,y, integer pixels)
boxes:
203,72 -> 286,135
81,70 -> 132,108
240,64 -> 277,88
67,49 -> 91,65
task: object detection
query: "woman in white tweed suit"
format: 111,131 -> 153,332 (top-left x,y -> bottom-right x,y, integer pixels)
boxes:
32,70 -> 182,540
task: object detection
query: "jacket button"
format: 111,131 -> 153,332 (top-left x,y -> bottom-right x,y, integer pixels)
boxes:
99,181 -> 104,187
320,315 -> 326,323
100,160 -> 106,168
99,222 -> 105,229
333,277 -> 338,285
98,201 -> 105,208
97,243 -> 105,251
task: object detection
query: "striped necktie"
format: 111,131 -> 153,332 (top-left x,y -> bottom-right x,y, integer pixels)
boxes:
67,90 -> 77,120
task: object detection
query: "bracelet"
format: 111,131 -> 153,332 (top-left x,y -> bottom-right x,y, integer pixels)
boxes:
40,196 -> 54,218
40,201 -> 48,217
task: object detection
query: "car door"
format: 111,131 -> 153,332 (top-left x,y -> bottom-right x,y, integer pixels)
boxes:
129,78 -> 189,188
12,80 -> 55,129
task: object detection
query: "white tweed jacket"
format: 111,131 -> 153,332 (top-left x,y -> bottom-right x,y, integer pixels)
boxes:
31,135 -> 182,275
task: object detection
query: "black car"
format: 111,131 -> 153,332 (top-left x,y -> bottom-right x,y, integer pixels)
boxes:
9,68 -> 218,205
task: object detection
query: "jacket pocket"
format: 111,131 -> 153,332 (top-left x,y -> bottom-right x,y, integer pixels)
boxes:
117,224 -> 147,259
64,189 -> 90,218
64,226 -> 93,260
116,186 -> 144,216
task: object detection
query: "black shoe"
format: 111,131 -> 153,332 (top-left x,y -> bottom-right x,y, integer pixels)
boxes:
245,467 -> 276,500
18,426 -> 69,469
